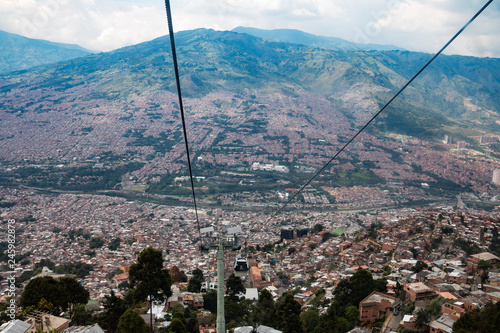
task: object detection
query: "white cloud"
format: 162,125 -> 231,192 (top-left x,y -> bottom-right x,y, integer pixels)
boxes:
0,0 -> 498,57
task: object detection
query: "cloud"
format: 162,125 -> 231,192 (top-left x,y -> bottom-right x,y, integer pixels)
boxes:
0,0 -> 498,57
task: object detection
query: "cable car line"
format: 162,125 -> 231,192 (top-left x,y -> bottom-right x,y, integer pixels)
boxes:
164,0 -> 201,241
269,0 -> 494,221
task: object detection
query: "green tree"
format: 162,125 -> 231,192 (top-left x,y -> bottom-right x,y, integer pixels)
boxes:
312,224 -> 324,233
478,260 -> 493,272
128,247 -> 172,304
187,277 -> 202,293
167,318 -> 186,333
192,269 -> 203,281
71,304 -> 92,326
276,293 -> 302,333
108,238 -> 121,251
203,290 -> 217,313
117,309 -> 148,333
253,289 -> 276,327
415,308 -> 432,328
59,276 -> 90,311
20,276 -> 89,313
89,237 -> 105,249
98,291 -> 127,333
300,308 -> 320,332
128,247 -> 172,332
226,273 -> 245,298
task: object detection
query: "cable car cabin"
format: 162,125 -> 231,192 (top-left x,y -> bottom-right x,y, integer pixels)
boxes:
199,226 -> 242,252
199,234 -> 242,252
234,257 -> 249,272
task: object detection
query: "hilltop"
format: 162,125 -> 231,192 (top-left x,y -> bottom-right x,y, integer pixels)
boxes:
0,30 -> 94,74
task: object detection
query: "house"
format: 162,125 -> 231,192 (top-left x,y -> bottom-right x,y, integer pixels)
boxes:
359,292 -> 398,324
429,314 -> 455,333
467,252 -> 500,270
0,320 -> 33,333
62,324 -> 105,332
24,311 -> 70,332
404,282 -> 438,302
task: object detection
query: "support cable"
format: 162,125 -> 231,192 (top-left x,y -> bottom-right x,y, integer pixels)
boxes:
271,0 -> 494,220
164,0 -> 202,240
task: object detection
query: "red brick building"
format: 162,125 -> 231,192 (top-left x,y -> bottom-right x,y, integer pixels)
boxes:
359,292 -> 398,324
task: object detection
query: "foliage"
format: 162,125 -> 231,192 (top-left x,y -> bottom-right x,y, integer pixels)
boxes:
226,273 -> 245,298
71,304 -> 92,326
108,238 -> 121,251
253,289 -> 276,327
117,309 -> 148,333
167,318 -> 186,333
128,247 -> 172,305
312,224 -> 324,233
20,276 -> 89,313
170,266 -> 188,283
89,237 -> 105,249
274,293 -> 302,333
453,302 -> 500,333
97,291 -> 128,333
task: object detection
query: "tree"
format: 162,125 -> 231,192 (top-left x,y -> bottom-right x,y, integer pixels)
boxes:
98,291 -> 127,333
192,269 -> 203,281
59,276 -> 90,311
276,293 -> 302,333
108,238 -> 121,251
253,289 -> 276,327
312,224 -> 324,233
89,237 -> 105,249
300,308 -> 320,333
203,290 -> 217,313
478,260 -> 493,272
128,247 -> 172,332
71,304 -> 92,326
128,247 -> 172,304
226,273 -> 245,298
415,308 -> 432,328
167,318 -> 186,333
20,276 -> 89,313
187,277 -> 202,293
117,309 -> 148,333
170,266 -> 187,283
288,247 -> 296,255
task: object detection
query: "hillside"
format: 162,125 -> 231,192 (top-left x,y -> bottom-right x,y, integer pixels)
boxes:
0,30 -> 94,74
232,26 -> 405,52
0,28 -> 500,200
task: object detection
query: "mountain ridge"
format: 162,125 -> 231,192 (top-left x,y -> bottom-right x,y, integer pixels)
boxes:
232,26 -> 405,52
0,30 -> 95,74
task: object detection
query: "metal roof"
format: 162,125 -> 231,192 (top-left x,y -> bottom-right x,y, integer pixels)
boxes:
0,320 -> 33,333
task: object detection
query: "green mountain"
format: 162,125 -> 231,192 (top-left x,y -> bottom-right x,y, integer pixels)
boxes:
1,28 -> 498,139
0,30 -> 94,74
232,26 -> 405,52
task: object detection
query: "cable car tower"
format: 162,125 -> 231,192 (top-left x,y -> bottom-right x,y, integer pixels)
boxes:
200,225 -> 242,333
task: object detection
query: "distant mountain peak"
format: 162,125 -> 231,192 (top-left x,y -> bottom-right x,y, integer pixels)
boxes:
231,26 -> 404,52
0,30 -> 94,74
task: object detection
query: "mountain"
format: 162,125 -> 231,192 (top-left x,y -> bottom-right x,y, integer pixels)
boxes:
1,28 -> 498,137
0,30 -> 94,74
232,26 -> 405,52
0,28 -> 500,197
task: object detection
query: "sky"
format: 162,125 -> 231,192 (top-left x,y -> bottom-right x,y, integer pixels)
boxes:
0,0 -> 499,57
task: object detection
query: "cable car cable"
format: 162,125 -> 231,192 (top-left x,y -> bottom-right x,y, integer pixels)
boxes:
270,0 -> 494,220
164,0 -> 202,241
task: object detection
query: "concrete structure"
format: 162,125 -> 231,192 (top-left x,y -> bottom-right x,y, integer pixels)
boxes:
359,292 -> 398,324
468,252 -> 500,270
493,169 -> 500,185
404,282 -> 438,302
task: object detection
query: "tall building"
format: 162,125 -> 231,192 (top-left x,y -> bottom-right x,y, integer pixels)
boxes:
493,169 -> 500,185
280,228 -> 294,240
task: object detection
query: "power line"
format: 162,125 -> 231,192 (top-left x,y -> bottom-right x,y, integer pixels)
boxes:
270,0 -> 494,220
164,0 -> 202,240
